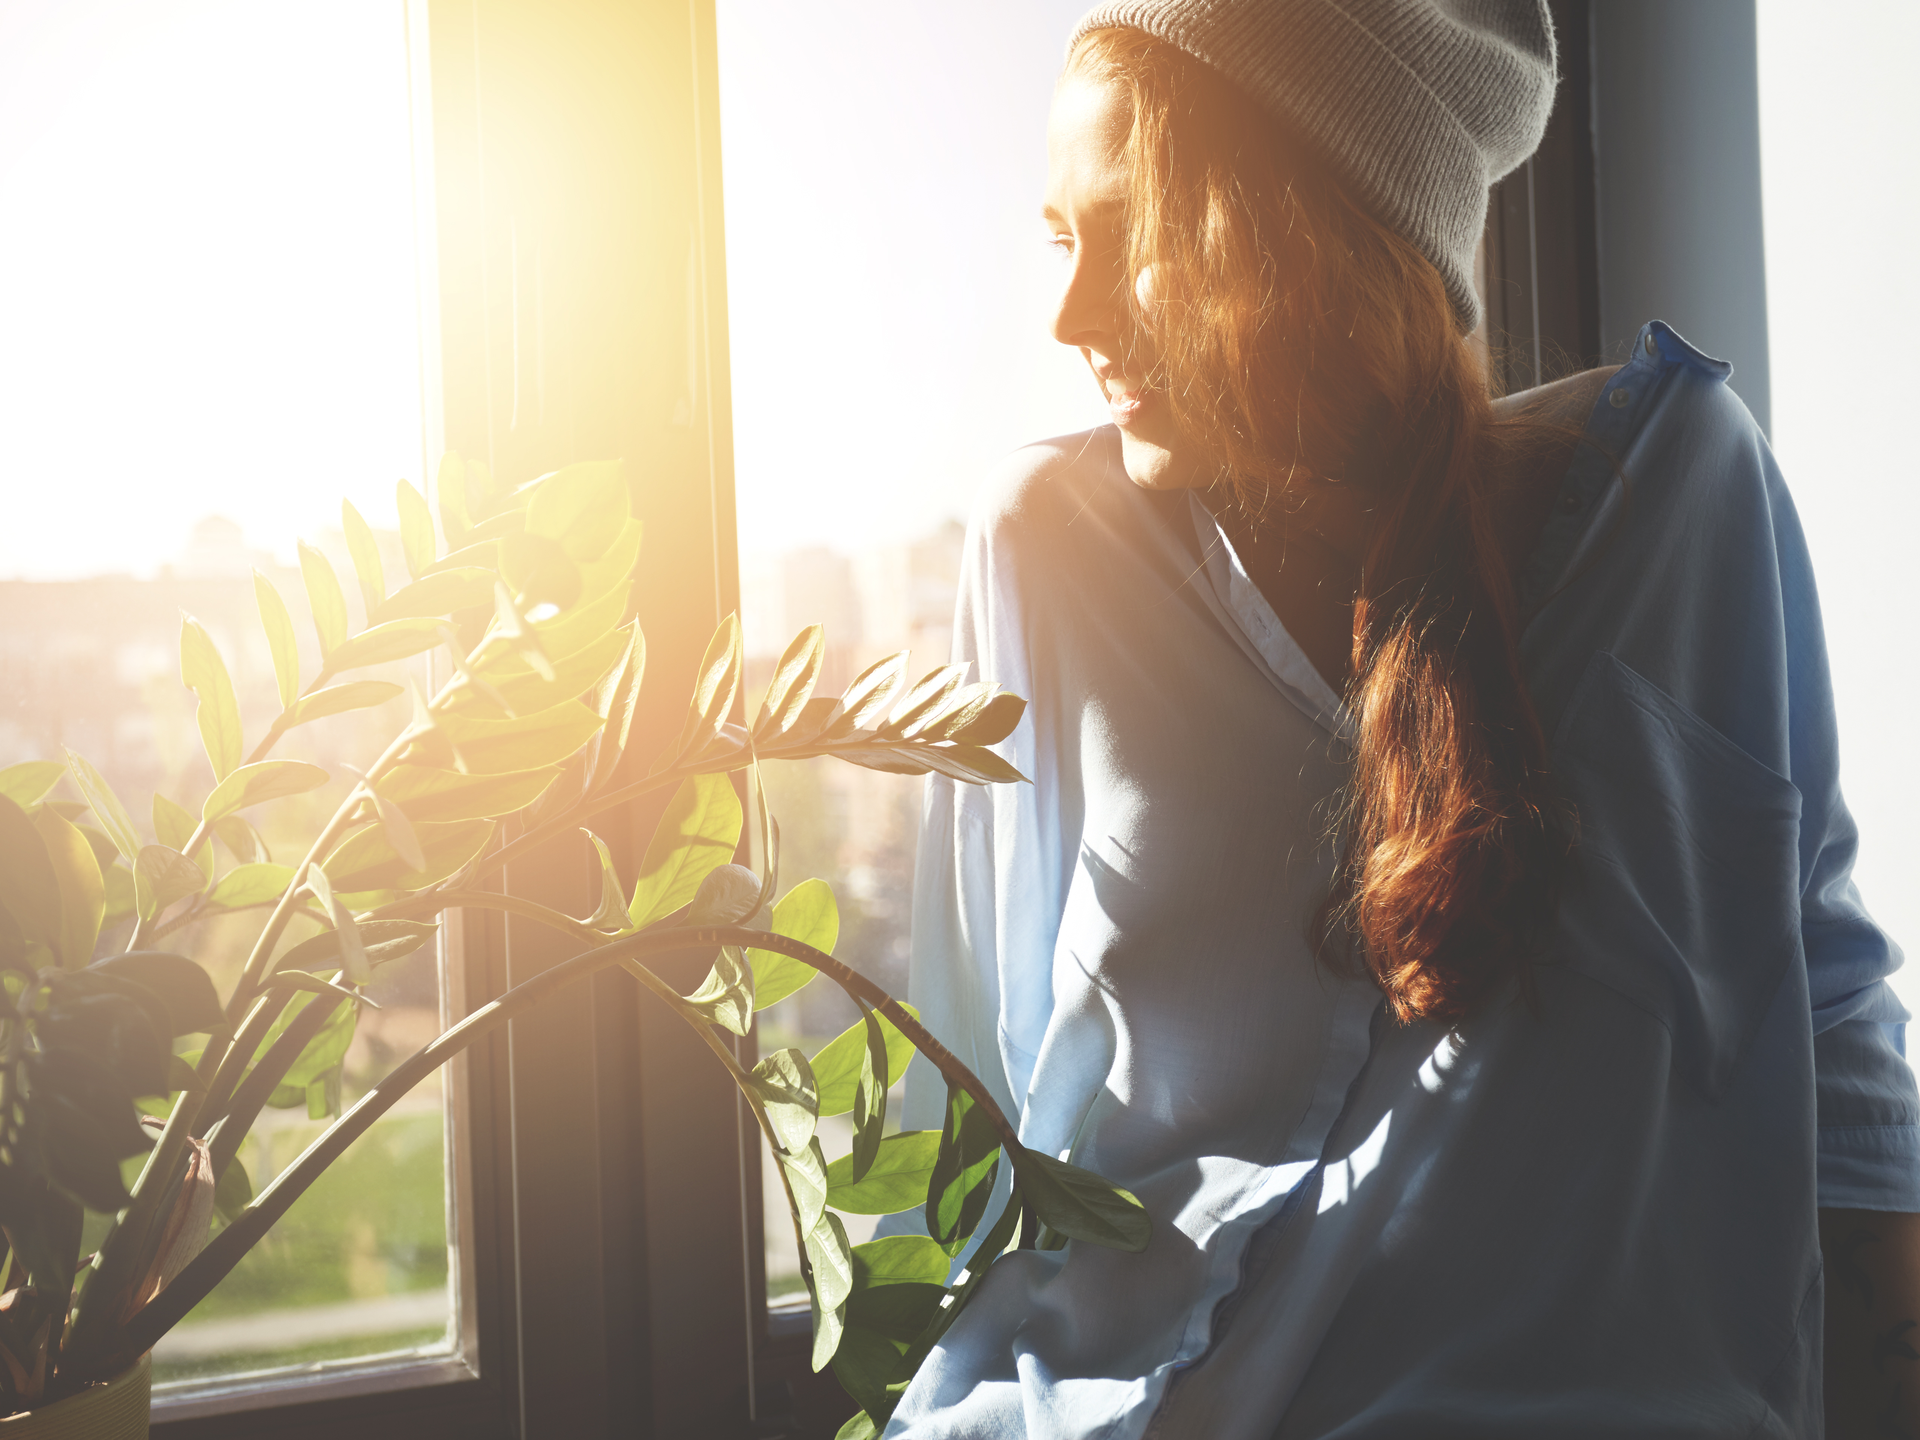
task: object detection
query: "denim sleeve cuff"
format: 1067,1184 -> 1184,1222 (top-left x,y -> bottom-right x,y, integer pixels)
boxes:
1818,1124 -> 1920,1211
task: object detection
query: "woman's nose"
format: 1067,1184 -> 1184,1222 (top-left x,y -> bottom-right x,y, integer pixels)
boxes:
1051,248 -> 1124,354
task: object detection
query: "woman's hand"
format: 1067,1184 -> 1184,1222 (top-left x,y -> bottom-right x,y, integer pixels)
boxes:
1821,1208 -> 1920,1437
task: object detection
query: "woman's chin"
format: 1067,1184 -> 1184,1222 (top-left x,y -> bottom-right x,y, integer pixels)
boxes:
1116,426 -> 1210,490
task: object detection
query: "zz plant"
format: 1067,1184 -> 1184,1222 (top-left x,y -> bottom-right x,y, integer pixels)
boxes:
0,457 -> 1146,1436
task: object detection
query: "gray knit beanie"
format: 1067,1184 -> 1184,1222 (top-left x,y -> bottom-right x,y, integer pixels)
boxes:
1067,0 -> 1557,333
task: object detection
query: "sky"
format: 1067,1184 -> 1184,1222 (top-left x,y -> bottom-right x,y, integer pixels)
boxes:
714,0 -> 1108,566
0,0 -> 427,579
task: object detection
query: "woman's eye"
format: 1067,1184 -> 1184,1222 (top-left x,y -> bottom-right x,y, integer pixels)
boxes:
1048,235 -> 1075,260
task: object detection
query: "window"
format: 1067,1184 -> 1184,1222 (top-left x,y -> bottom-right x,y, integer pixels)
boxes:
6,1 -> 749,1434
1756,0 -> 1920,1017
713,0 -> 1104,1321
2,0 -> 454,1394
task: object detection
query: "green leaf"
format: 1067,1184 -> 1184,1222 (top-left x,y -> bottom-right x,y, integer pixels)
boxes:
807,1224 -> 856,1383
947,690 -> 1028,746
500,531 -> 582,612
822,652 -> 908,741
806,1209 -> 855,1322
436,452 -> 472,545
909,682 -> 998,743
929,743 -> 1029,786
377,764 -> 557,823
851,1234 -> 951,1290
133,844 -> 206,921
275,967 -> 381,1011
303,865 -> 368,985
279,680 -> 404,731
397,478 -> 437,579
102,864 -> 136,923
89,952 -> 223,1033
322,817 -> 494,897
323,616 -> 446,673
671,614 -> 743,764
526,460 -> 629,561
298,541 -> 350,661
342,499 -> 387,616
753,625 -> 825,739
747,878 -> 838,1010
429,699 -> 607,776
32,805 -> 103,968
204,862 -> 298,912
811,1295 -> 847,1377
834,1408 -> 883,1440
276,919 -> 437,975
926,1084 -> 1001,1257
551,513 -> 641,620
587,623 -> 646,794
778,1136 -> 829,1235
688,863 -> 761,927
254,569 -> 302,710
180,613 -> 243,781
811,1004 -> 918,1117
827,1130 -> 941,1216
877,664 -> 969,741
212,815 -> 271,865
371,568 -> 497,627
681,943 -> 753,1036
748,1047 -> 818,1156
256,989 -> 358,1100
492,582 -> 554,682
61,751 -> 139,865
580,829 -> 631,932
0,761 -> 67,810
831,1325 -> 910,1413
365,785 -> 426,874
626,773 -> 742,930
444,622 -> 631,722
202,760 -> 329,823
1015,1150 -> 1151,1253
152,793 -> 213,877
0,794 -> 57,946
850,1006 -> 888,1183
214,1154 -> 252,1225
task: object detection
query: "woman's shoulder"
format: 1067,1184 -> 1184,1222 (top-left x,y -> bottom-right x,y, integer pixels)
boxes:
972,425 -> 1126,544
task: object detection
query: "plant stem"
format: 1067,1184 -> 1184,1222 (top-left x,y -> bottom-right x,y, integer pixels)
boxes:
96,925 -> 1015,1368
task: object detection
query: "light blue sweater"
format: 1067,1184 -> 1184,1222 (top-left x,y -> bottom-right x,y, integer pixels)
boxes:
886,322 -> 1916,1437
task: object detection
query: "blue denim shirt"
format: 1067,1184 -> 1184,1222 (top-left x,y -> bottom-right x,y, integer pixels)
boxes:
886,322 -> 1918,1438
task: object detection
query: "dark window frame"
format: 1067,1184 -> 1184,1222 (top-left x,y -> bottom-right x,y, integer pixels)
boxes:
1482,0 -> 1603,394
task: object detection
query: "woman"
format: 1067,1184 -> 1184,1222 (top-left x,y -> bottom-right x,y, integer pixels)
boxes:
887,2 -> 1919,1437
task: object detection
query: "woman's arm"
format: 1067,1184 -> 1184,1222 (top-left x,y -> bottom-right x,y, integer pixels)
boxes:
1821,1207 -> 1920,1437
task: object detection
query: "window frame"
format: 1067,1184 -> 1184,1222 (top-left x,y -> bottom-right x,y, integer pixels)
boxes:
149,0 -> 749,1434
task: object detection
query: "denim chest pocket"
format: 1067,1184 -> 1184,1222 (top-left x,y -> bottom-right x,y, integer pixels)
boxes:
1550,651 -> 1803,1099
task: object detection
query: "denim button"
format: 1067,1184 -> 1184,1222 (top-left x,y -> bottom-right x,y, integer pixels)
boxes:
1610,388 -> 1631,408
1644,333 -> 1658,356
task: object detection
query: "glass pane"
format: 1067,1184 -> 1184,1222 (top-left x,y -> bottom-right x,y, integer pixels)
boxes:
0,0 -> 455,1386
1756,4 -> 1920,1015
713,0 -> 1106,1306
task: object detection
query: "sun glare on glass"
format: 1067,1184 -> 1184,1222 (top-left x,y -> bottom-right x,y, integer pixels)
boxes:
0,0 -> 431,581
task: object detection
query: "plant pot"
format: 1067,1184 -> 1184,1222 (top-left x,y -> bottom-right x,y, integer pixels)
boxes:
0,1355 -> 150,1439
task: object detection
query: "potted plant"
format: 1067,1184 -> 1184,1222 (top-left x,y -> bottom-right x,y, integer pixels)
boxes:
0,457 -> 1146,1438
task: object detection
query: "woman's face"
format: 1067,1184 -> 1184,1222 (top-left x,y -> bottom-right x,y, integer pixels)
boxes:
1044,70 -> 1211,491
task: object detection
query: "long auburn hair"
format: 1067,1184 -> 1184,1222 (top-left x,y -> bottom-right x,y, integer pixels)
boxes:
1070,28 -> 1567,1024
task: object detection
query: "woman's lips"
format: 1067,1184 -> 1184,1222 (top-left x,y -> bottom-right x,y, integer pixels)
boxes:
1106,382 -> 1146,428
